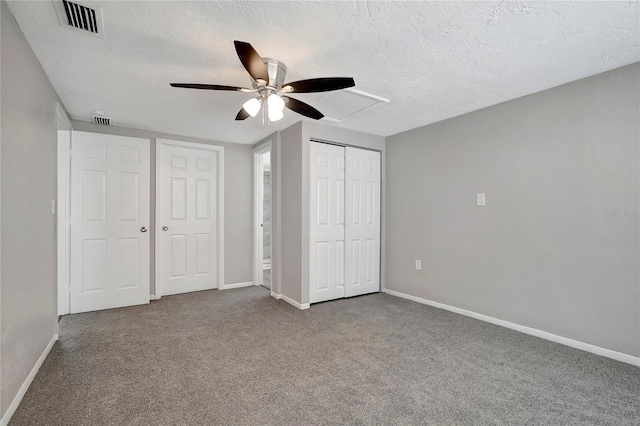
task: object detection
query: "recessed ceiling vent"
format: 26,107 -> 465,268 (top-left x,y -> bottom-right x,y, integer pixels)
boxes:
54,0 -> 104,38
91,111 -> 111,126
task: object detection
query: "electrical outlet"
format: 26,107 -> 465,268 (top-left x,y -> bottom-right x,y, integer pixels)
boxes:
477,193 -> 485,206
415,260 -> 422,271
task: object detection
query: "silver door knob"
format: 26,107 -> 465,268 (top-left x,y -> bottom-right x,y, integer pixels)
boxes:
162,226 -> 169,231
140,226 -> 148,232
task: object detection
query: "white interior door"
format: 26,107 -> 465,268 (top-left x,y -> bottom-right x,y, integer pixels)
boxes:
157,141 -> 219,296
309,142 -> 346,303
70,131 -> 150,314
345,147 -> 381,297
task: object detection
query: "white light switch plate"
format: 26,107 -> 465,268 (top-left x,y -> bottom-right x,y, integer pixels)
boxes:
477,193 -> 486,206
415,260 -> 422,271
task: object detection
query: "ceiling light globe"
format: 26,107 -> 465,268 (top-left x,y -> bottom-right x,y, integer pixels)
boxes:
242,98 -> 262,117
268,107 -> 284,122
267,94 -> 285,111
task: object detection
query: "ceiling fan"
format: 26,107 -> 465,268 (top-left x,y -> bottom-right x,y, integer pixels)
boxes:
170,41 -> 355,122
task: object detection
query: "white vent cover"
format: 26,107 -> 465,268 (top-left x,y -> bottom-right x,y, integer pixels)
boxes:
91,111 -> 111,126
54,0 -> 104,38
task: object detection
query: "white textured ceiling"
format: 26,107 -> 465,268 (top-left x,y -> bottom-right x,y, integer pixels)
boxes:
7,1 -> 640,144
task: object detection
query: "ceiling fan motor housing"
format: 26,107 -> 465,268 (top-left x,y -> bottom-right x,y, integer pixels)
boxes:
252,58 -> 287,92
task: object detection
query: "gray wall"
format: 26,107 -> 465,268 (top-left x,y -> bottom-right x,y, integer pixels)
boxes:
1,1 -> 60,417
279,122 -> 304,302
278,121 -> 386,305
385,63 -> 640,357
71,120 -> 253,290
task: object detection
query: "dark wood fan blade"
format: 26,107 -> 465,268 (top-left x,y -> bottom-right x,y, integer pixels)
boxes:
282,77 -> 355,93
283,96 -> 324,120
235,107 -> 251,121
170,83 -> 251,92
234,41 -> 269,83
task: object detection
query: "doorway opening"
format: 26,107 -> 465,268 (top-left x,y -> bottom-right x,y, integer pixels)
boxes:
253,142 -> 272,290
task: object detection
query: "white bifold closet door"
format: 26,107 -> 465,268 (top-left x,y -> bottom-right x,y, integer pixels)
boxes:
310,142 -> 346,303
309,142 -> 381,304
344,147 -> 381,297
70,132 -> 151,314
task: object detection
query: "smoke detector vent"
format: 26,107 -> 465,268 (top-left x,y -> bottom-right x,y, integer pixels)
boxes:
91,111 -> 111,126
54,0 -> 104,38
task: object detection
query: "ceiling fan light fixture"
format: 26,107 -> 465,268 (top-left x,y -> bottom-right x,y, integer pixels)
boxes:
171,41 -> 356,123
267,94 -> 285,112
242,97 -> 262,117
268,106 -> 284,122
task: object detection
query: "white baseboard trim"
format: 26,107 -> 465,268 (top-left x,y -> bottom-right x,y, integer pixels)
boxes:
221,281 -> 254,290
1,334 -> 58,426
271,293 -> 309,310
383,289 -> 640,367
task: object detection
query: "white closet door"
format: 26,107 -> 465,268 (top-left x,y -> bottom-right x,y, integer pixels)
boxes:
157,142 -> 219,296
70,132 -> 150,314
309,142 -> 346,303
344,147 -> 381,298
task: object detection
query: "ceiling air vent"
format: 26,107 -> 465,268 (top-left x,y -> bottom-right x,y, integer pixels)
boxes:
91,111 -> 111,126
54,0 -> 104,38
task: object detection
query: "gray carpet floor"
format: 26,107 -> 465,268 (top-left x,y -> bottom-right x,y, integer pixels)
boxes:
9,287 -> 640,425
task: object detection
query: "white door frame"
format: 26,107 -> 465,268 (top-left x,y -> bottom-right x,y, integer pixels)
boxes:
253,141 -> 272,287
56,103 -> 72,316
155,139 -> 225,297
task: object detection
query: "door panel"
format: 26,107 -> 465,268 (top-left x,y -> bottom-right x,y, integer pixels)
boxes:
309,142 -> 346,303
158,143 -> 219,296
344,147 -> 381,297
70,132 -> 150,313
